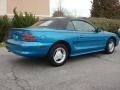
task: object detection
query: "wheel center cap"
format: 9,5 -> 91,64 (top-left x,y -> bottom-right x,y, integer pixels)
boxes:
54,51 -> 63,60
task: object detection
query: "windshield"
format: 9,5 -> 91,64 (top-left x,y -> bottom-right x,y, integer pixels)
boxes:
31,19 -> 69,30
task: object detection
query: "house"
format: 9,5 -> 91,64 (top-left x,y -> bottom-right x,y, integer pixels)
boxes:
0,0 -> 50,17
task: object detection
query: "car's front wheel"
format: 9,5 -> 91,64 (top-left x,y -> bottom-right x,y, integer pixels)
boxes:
48,44 -> 69,66
105,38 -> 115,54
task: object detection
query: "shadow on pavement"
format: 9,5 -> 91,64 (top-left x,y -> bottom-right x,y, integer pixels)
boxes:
9,52 -> 104,68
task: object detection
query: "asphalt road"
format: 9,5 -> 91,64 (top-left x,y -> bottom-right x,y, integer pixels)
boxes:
0,45 -> 120,90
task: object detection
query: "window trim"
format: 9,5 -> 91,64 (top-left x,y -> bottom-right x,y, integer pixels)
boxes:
66,21 -> 76,31
71,20 -> 97,32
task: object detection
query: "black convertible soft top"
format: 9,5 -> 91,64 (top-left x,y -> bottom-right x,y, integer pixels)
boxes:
32,17 -> 95,30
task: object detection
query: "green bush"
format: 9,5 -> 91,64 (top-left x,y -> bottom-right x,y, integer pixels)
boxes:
0,15 -> 11,42
12,8 -> 39,28
0,8 -> 39,42
86,18 -> 120,33
0,42 -> 5,47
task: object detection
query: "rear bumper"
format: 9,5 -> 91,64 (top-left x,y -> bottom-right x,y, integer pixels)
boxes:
5,39 -> 52,58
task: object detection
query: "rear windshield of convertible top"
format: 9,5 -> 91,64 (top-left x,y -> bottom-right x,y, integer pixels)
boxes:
31,19 -> 69,30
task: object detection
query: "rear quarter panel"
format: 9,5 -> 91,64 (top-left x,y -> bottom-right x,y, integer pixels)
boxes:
30,29 -> 77,54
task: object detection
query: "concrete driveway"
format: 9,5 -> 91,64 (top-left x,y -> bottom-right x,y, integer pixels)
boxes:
0,45 -> 120,90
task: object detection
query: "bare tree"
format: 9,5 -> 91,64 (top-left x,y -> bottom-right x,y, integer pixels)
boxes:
52,0 -> 65,17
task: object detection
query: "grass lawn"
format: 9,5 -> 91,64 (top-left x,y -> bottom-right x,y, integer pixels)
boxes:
0,43 -> 5,48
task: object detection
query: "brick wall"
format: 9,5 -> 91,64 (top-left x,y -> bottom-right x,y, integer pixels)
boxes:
7,0 -> 50,17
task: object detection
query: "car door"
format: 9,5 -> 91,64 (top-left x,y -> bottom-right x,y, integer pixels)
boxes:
72,20 -> 105,54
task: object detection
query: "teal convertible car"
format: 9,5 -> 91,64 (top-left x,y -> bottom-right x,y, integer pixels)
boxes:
6,17 -> 119,66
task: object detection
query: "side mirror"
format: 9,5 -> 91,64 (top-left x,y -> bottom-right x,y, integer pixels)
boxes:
95,28 -> 102,33
118,28 -> 120,34
117,28 -> 120,37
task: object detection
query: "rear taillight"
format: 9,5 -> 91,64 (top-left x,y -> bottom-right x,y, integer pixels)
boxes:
22,32 -> 36,42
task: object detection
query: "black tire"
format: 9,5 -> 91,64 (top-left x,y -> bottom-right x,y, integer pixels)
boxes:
47,44 -> 69,66
105,38 -> 115,54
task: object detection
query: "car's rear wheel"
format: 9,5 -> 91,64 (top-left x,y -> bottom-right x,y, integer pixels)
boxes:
105,38 -> 115,54
48,44 -> 69,66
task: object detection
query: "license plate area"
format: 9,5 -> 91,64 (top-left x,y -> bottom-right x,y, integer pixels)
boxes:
11,31 -> 22,41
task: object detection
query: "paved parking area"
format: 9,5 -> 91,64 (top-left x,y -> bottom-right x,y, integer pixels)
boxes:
0,45 -> 120,90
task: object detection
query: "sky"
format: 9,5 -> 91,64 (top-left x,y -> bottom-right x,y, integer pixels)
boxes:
50,0 -> 92,17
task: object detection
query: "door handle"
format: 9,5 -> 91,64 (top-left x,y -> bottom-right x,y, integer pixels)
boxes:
79,37 -> 84,38
79,35 -> 84,38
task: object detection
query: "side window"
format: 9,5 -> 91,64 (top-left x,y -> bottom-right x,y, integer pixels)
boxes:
72,21 -> 95,32
66,22 -> 74,30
